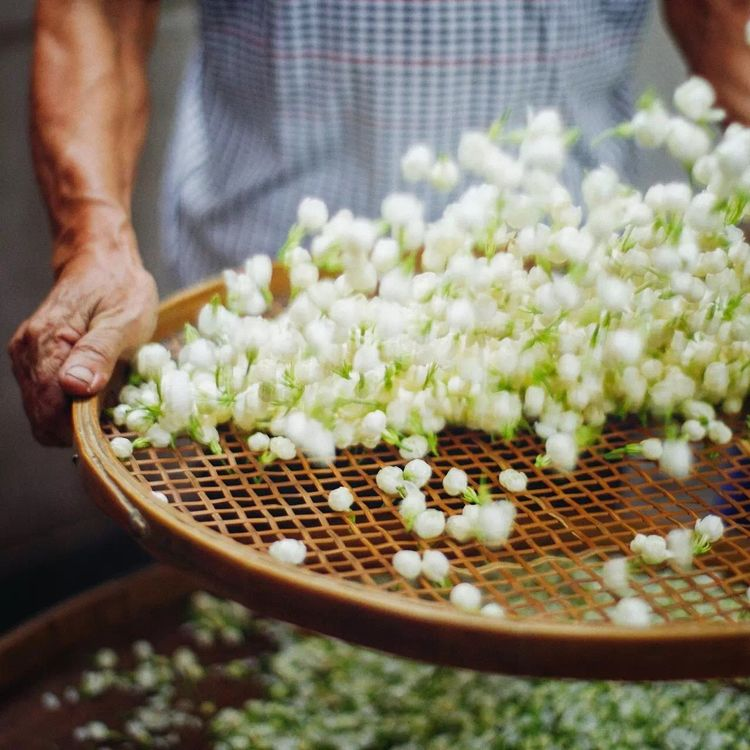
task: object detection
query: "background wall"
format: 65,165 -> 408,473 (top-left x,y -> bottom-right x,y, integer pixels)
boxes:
0,1 -> 686,630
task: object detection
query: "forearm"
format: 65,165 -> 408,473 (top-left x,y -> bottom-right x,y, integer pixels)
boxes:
663,0 -> 750,125
31,0 -> 159,271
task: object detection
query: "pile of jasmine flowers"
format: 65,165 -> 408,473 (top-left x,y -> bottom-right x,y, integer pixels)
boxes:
51,593 -> 263,748
212,630 -> 750,750
105,71 -> 750,629
50,591 -> 750,750
111,72 -> 749,482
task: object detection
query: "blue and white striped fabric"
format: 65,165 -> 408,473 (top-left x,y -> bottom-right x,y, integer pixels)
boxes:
162,0 -> 651,284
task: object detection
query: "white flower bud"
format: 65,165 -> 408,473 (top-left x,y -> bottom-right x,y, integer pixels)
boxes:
401,144 -> 434,182
297,197 -> 328,231
392,550 -> 422,580
520,134 -> 565,173
667,118 -> 711,164
159,370 -> 195,432
413,509 -> 446,539
269,436 -> 296,461
674,76 -> 722,122
376,466 -> 404,495
632,103 -> 671,148
476,501 -> 516,548
458,130 -> 493,173
269,538 -> 307,565
582,166 -> 620,208
381,193 -> 423,227
446,513 -> 474,543
703,362 -> 729,400
450,582 -> 482,612
597,276 -> 633,313
446,299 -> 476,332
179,339 -> 216,371
557,353 -> 581,383
607,330 -> 643,365
290,262 -> 319,290
659,440 -> 692,479
328,486 -> 355,512
399,488 -> 427,522
245,254 -> 273,288
361,410 -> 387,441
110,436 -> 133,460
523,386 -> 546,418
480,602 -> 505,617
602,557 -> 630,597
421,550 -> 450,583
399,435 -> 430,460
112,404 -> 129,427
667,528 -> 694,569
125,408 -> 152,434
442,468 -> 468,497
681,419 -> 706,442
498,468 -> 527,493
371,238 -> 400,273
430,159 -> 460,191
608,597 -> 652,628
135,343 -> 172,380
545,433 -> 578,472
695,514 -> 724,543
403,459 -> 432,488
145,424 -> 171,448
630,533 -> 671,565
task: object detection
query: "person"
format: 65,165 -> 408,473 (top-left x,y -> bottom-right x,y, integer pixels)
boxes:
9,0 -> 750,446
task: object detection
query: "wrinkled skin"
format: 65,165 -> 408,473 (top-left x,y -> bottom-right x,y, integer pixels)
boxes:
9,245 -> 157,445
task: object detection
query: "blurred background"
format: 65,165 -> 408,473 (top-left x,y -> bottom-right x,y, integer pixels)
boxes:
0,0 -> 686,632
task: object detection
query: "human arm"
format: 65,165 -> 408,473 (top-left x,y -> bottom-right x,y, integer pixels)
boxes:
8,0 -> 160,445
663,0 -> 750,125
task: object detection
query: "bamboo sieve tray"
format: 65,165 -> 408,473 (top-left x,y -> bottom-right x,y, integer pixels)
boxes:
73,268 -> 750,680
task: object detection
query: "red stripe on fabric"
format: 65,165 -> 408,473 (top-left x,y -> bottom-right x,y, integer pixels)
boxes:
208,25 -> 635,68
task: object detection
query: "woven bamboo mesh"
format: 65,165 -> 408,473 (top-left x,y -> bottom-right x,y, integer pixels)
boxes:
101,414 -> 750,626
76,272 -> 750,678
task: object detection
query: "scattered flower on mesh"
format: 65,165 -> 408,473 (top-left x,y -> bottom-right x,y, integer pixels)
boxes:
403,459 -> 432,488
608,597 -> 653,628
602,557 -> 631,597
480,602 -> 506,618
421,550 -> 450,583
442,468 -> 468,496
666,528 -> 694,569
392,550 -> 422,580
450,582 -> 482,613
498,468 -> 528,493
110,436 -> 133,461
268,538 -> 307,565
413,509 -> 446,540
376,466 -> 404,496
630,534 -> 672,566
694,514 -> 724,544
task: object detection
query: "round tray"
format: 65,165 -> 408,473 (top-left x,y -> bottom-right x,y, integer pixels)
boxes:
73,270 -> 750,680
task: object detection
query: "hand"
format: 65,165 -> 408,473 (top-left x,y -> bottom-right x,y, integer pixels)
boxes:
8,243 -> 158,446
664,0 -> 750,125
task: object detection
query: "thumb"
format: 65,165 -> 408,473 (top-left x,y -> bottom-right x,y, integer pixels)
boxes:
59,323 -> 125,396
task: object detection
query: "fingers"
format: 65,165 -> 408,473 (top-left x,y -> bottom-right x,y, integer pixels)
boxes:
8,318 -> 76,446
59,323 -> 126,397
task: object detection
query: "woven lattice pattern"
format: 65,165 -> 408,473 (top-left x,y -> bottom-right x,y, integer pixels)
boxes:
102,412 -> 750,626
